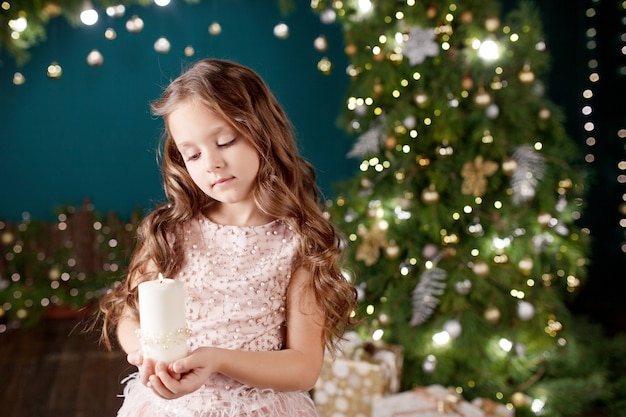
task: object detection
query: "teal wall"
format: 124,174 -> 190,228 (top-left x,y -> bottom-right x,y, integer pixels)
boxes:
0,1 -> 357,221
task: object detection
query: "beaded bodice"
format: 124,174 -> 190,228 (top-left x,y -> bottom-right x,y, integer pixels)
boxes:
175,215 -> 298,354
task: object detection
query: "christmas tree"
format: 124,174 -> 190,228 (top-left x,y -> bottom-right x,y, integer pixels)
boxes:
311,0 -> 616,415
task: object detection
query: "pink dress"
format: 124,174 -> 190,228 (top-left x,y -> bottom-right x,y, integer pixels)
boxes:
117,215 -> 320,417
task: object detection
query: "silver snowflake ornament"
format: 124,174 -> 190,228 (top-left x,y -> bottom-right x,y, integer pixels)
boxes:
404,26 -> 440,66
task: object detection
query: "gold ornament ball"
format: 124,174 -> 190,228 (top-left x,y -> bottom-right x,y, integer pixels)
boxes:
12,72 -> 25,85
426,4 -> 437,19
537,212 -> 552,226
49,267 -> 61,280
47,62 -> 63,79
209,22 -> 222,35
484,306 -> 501,323
43,2 -> 62,17
518,257 -> 534,275
485,16 -> 500,32
473,87 -> 491,108
511,392 -> 527,407
345,43 -> 357,56
384,242 -> 401,259
559,178 -> 573,190
501,158 -> 517,175
539,108 -> 551,120
472,261 -> 489,277
373,80 -> 384,96
442,247 -> 457,259
518,66 -> 535,84
317,58 -> 332,75
385,135 -> 397,150
414,92 -> 428,108
460,10 -> 473,23
421,187 -> 440,205
461,74 -> 474,90
416,155 -> 431,168
1,231 -> 15,244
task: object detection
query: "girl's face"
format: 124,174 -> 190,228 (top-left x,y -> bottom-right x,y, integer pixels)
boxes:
168,100 -> 260,206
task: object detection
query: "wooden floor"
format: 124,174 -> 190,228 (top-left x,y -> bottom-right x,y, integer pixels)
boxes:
0,316 -> 130,417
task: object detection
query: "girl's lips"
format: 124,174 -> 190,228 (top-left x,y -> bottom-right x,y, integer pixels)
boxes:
212,177 -> 233,187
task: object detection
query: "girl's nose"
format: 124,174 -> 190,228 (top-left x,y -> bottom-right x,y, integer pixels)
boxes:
205,153 -> 223,171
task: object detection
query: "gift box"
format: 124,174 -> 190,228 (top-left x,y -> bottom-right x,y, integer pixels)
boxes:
371,385 -> 514,417
313,332 -> 403,417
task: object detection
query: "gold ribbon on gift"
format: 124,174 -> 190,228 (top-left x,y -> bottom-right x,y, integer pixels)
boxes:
437,389 -> 461,413
408,385 -> 465,416
336,332 -> 404,394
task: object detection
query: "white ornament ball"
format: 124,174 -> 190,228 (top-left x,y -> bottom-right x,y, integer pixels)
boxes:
486,104 -> 500,119
126,15 -> 144,32
86,49 -> 103,66
354,103 -> 368,116
154,37 -> 171,54
422,355 -> 437,373
208,22 -> 222,35
443,319 -> 462,338
403,115 -> 417,129
422,243 -> 438,259
314,35 -> 328,52
454,279 -> 472,295
517,301 -> 535,321
47,62 -> 63,79
319,8 -> 336,24
105,28 -> 117,40
273,23 -> 289,39
12,72 -> 25,85
356,283 -> 366,302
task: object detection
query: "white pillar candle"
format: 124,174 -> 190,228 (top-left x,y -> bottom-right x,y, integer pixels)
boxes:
137,273 -> 190,363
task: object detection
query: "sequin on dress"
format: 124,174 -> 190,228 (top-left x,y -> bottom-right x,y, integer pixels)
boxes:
116,215 -> 321,417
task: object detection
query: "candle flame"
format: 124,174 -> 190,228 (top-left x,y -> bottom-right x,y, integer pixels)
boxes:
158,272 -> 164,283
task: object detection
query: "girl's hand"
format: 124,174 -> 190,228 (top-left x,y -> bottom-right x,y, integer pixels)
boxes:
146,347 -> 215,400
127,350 -> 157,386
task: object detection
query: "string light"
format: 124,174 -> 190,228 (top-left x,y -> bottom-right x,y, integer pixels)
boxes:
79,2 -> 98,26
477,39 -> 500,61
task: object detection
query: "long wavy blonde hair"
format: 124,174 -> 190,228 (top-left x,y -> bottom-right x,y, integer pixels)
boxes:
99,58 -> 356,354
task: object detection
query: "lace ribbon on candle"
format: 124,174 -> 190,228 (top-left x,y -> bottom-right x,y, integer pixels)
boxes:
136,326 -> 192,350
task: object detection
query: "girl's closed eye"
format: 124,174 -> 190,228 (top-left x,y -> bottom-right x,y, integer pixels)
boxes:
186,152 -> 201,161
218,137 -> 237,148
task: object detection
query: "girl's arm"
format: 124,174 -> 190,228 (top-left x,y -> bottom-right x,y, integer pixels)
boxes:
148,266 -> 326,398
117,308 -> 141,354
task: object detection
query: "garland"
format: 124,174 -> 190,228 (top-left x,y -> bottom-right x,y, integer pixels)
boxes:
0,0 -> 294,66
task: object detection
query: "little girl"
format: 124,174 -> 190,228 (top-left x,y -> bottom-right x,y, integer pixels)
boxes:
98,58 -> 357,416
